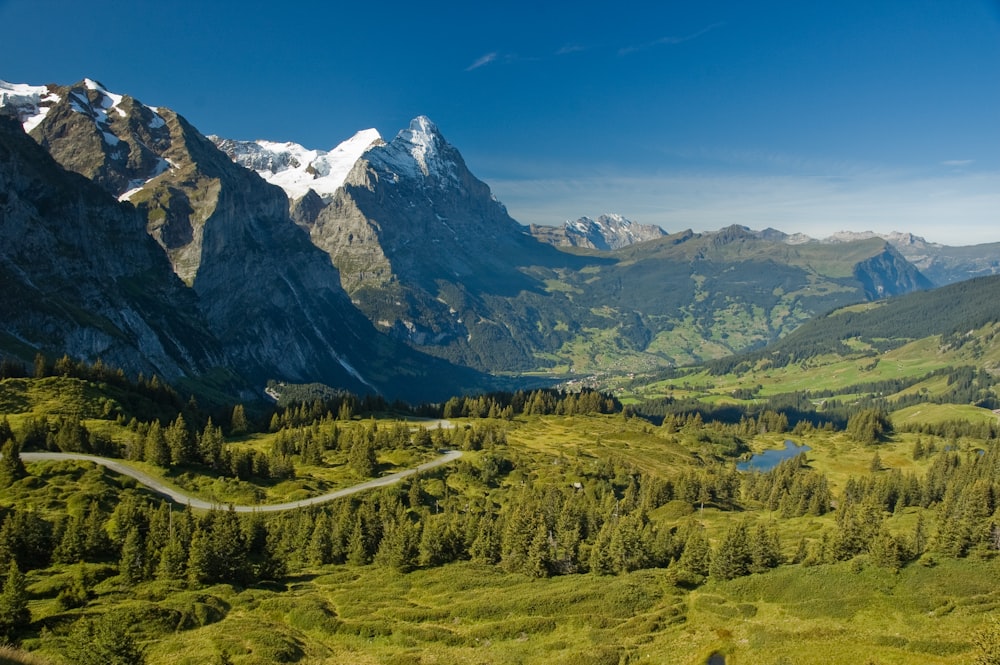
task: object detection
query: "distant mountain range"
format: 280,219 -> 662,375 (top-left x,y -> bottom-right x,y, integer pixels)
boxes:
2,78 -> 998,401
528,214 -> 668,250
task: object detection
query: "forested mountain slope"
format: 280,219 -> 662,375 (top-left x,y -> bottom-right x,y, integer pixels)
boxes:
707,274 -> 1000,373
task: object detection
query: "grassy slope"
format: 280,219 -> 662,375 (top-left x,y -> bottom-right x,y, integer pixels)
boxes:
110,556 -> 993,665
528,235 -> 902,376
6,410 -> 996,664
3,370 -> 999,664
618,324 -> 1000,414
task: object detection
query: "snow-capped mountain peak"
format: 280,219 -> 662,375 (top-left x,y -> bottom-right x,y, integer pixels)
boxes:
398,115 -> 442,175
0,80 -> 61,132
0,79 -> 177,199
369,115 -> 459,184
212,128 -> 383,201
571,214 -> 666,249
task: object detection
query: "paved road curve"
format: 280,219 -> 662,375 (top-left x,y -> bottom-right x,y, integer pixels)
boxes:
21,450 -> 463,513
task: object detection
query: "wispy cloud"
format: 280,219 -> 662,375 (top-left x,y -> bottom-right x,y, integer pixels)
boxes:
466,22 -> 723,71
619,22 -> 725,55
465,52 -> 498,71
942,159 -> 974,167
464,51 -> 540,71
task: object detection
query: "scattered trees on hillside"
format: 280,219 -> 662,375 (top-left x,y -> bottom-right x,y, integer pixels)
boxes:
846,408 -> 893,445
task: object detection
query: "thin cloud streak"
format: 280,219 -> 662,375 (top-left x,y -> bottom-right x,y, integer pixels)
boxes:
619,22 -> 725,55
487,170 -> 1000,246
466,22 -> 723,71
465,52 -> 498,71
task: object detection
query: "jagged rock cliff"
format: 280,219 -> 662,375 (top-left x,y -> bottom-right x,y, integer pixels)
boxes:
0,113 -> 221,382
5,81 -> 487,401
297,117 -> 586,370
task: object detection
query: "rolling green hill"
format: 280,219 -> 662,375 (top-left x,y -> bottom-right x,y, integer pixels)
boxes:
0,361 -> 997,664
1,206 -> 998,665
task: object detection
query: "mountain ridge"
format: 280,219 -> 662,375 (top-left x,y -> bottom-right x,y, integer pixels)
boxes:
2,79 -> 492,402
1,77 -> 976,399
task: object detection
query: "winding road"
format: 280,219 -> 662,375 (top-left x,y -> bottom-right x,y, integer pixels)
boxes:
21,449 -> 463,513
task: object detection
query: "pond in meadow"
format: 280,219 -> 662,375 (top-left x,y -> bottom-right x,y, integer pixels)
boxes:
736,439 -> 810,472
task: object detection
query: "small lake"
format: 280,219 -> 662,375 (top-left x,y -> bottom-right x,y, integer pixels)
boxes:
737,439 -> 811,472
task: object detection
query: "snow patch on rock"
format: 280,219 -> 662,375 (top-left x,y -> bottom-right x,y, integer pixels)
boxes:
213,128 -> 383,200
0,80 -> 61,133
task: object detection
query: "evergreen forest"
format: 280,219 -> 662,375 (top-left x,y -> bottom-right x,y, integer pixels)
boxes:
0,336 -> 998,665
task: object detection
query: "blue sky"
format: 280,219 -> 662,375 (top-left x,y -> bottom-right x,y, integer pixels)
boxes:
2,0 -> 999,244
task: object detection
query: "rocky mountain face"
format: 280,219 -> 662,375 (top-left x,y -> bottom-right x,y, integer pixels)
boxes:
231,116 -> 589,371
1,78 -> 951,395
529,214 -> 668,250
0,113 -> 220,383
3,80 -> 486,401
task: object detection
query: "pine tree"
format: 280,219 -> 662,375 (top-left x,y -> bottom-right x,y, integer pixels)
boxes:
846,408 -> 892,445
65,613 -> 145,665
525,521 -> 553,577
375,518 -> 418,572
210,510 -> 250,585
119,527 -> 146,585
0,439 -> 26,488
165,414 -> 194,466
198,418 -> 225,468
0,509 -> 54,571
349,438 -> 377,478
32,353 -> 47,379
868,524 -> 903,571
911,513 -> 927,558
500,501 -> 534,573
83,501 -> 112,560
54,515 -> 85,564
55,565 -> 90,610
676,523 -> 711,584
749,522 -> 782,573
418,516 -> 447,568
710,521 -> 752,581
306,513 -> 333,566
156,533 -> 187,581
792,537 -> 809,564
469,513 -> 500,565
0,561 -> 29,641
230,404 -> 249,435
186,527 -> 211,587
588,520 -> 615,576
347,517 -> 369,566
144,421 -> 169,467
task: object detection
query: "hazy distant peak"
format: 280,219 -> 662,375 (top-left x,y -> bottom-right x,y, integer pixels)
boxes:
823,230 -> 939,248
532,213 -> 667,250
